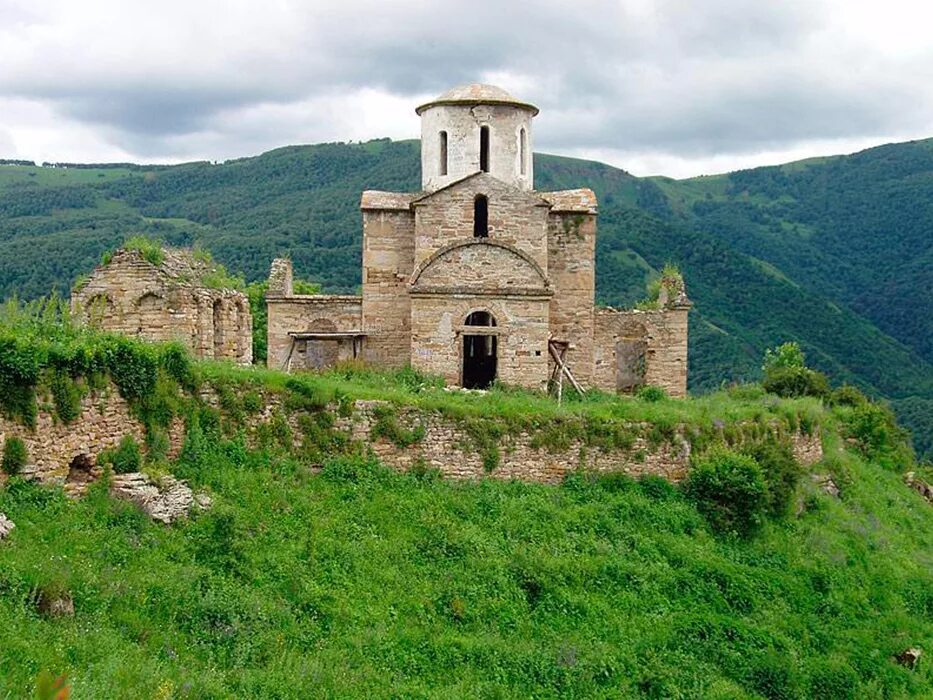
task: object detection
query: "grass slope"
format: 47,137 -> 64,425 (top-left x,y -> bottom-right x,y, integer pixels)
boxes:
0,408 -> 931,697
0,308 -> 929,697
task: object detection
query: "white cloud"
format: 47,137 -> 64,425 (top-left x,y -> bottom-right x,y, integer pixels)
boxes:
1,0 -> 932,176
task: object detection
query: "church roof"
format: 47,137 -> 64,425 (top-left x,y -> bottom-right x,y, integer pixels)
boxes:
360,191 -> 417,211
541,189 -> 598,214
416,83 -> 539,116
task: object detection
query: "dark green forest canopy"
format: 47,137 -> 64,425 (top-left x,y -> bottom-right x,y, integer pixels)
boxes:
0,137 -> 931,457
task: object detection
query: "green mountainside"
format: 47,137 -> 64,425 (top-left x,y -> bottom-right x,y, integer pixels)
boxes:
0,139 -> 931,457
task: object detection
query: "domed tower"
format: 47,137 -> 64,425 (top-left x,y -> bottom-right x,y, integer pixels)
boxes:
417,83 -> 538,192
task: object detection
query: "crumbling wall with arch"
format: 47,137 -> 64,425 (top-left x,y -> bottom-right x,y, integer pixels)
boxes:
72,248 -> 252,365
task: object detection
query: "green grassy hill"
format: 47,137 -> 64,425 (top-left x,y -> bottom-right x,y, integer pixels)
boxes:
0,139 -> 931,457
0,308 -> 931,697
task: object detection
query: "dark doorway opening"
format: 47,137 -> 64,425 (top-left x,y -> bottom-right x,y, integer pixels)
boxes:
463,311 -> 497,389
479,126 -> 490,172
473,195 -> 488,237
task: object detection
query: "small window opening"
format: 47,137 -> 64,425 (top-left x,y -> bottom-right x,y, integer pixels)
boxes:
439,131 -> 448,176
479,126 -> 490,172
473,195 -> 489,238
520,128 -> 527,175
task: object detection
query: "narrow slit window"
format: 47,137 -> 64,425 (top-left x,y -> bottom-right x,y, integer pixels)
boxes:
519,128 -> 527,175
474,195 -> 488,238
439,131 -> 448,176
479,126 -> 490,172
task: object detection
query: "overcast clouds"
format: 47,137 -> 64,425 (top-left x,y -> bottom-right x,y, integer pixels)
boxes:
1,0 -> 932,177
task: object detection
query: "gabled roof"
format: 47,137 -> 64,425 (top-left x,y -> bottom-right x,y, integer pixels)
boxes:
360,191 -> 418,211
410,172 -> 551,208
541,189 -> 598,214
416,83 -> 539,116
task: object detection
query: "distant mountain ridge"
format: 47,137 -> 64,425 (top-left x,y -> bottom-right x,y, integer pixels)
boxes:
0,137 -> 931,457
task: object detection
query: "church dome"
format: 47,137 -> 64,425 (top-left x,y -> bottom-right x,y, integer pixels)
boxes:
416,83 -> 539,115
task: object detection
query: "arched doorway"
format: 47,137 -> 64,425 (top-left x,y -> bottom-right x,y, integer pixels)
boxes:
462,311 -> 497,389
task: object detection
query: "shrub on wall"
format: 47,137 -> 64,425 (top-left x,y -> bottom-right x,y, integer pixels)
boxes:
99,435 -> 142,474
50,369 -> 83,424
684,449 -> 768,537
843,401 -> 913,470
762,366 -> 830,399
741,439 -> 802,518
1,437 -> 28,476
761,342 -> 830,399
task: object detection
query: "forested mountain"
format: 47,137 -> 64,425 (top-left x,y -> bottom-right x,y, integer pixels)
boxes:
0,138 -> 931,457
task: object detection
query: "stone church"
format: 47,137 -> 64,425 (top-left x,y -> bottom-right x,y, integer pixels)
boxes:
267,84 -> 691,396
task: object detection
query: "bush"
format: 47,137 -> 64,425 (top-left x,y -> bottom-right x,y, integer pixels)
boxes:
684,449 -> 768,536
50,369 -> 82,423
636,385 -> 667,402
761,342 -> 829,399
828,384 -> 869,408
100,435 -> 142,474
1,437 -> 28,476
160,343 -> 196,391
762,366 -> 830,399
741,439 -> 802,518
844,401 -> 913,469
763,342 -> 805,372
807,659 -> 859,700
321,455 -> 391,485
638,474 -> 677,500
104,338 -> 158,401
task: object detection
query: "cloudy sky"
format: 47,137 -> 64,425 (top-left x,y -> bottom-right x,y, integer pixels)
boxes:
1,0 -> 932,178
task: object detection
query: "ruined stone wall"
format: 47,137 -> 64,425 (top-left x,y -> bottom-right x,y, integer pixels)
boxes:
593,307 -> 689,398
413,173 -> 550,270
547,211 -> 596,386
361,207 -> 415,368
0,386 -> 184,486
0,387 -> 823,491
266,295 -> 362,370
420,103 -> 534,192
335,401 -> 823,485
642,306 -> 689,397
409,295 -> 550,389
72,250 -> 251,365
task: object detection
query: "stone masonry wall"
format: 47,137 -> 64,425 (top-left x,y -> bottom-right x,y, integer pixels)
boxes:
547,211 -> 596,387
409,295 -> 551,389
0,386 -> 184,486
361,207 -> 415,368
413,173 -> 550,271
420,103 -> 534,192
266,293 -> 363,370
73,250 -> 251,365
593,306 -> 690,398
337,401 -> 823,485
0,388 -> 823,490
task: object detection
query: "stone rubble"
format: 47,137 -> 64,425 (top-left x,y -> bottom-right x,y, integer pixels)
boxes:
110,472 -> 208,524
904,471 -> 933,505
896,647 -> 922,670
0,513 -> 14,540
811,473 -> 841,498
37,593 -> 74,618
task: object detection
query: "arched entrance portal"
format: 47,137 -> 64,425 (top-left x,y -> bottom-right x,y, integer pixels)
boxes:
462,311 -> 497,389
